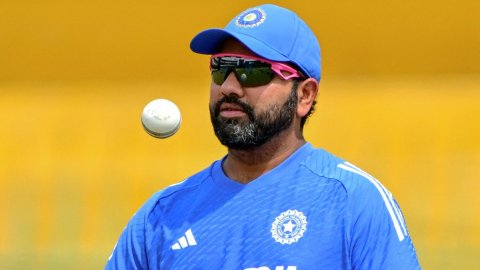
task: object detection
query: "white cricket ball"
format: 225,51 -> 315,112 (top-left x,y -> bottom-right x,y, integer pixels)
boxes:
141,99 -> 181,139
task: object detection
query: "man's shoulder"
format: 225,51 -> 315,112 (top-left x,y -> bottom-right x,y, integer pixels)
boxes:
302,148 -> 382,194
302,148 -> 401,228
140,162 -> 216,214
161,165 -> 213,197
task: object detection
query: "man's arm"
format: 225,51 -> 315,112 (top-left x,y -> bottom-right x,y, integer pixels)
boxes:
105,207 -> 149,270
339,162 -> 421,269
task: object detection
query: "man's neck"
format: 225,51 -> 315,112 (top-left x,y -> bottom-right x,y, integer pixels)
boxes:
222,131 -> 306,184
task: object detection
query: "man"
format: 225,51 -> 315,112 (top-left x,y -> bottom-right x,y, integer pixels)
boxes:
106,4 -> 421,270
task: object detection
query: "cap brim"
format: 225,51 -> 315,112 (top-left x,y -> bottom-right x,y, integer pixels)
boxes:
190,28 -> 290,62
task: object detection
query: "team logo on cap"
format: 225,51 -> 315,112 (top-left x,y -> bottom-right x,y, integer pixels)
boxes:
235,8 -> 266,28
271,209 -> 307,245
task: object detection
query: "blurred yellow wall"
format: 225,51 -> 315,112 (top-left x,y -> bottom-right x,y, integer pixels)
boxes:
1,1 -> 479,269
1,0 -> 479,80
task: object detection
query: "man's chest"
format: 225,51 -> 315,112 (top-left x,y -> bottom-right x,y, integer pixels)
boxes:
150,179 -> 349,269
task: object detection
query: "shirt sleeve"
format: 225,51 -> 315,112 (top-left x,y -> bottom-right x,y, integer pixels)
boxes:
105,206 -> 149,270
347,175 -> 421,269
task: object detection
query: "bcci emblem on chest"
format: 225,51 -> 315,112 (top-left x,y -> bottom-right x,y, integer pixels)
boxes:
271,210 -> 307,245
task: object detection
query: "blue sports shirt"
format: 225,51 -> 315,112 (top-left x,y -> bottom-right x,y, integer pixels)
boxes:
106,143 -> 421,269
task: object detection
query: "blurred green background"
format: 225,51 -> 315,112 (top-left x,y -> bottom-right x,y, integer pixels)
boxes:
1,0 -> 479,269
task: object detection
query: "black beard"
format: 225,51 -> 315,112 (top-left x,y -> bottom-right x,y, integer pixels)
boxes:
209,85 -> 298,150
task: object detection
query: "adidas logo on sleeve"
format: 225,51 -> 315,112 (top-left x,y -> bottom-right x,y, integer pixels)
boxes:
171,229 -> 197,250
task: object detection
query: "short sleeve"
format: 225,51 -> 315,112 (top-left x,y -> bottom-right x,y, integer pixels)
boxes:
105,206 -> 149,270
347,175 -> 421,269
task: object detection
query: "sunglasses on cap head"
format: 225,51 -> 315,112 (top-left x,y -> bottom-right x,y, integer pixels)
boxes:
210,53 -> 303,87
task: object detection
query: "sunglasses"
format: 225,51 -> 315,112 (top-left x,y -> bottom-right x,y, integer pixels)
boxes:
210,53 -> 302,87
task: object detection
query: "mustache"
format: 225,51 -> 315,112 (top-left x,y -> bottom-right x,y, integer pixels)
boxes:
212,96 -> 255,120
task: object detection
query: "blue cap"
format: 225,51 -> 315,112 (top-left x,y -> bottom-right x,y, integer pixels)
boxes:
190,4 -> 321,81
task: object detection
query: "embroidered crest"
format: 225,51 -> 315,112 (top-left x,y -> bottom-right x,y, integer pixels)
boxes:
235,8 -> 266,28
271,209 -> 307,244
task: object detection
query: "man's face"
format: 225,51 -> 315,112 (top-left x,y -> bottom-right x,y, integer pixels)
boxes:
208,39 -> 298,150
210,85 -> 297,150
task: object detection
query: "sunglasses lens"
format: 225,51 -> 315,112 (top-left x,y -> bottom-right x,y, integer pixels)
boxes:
211,57 -> 275,87
211,69 -> 228,85
234,67 -> 274,87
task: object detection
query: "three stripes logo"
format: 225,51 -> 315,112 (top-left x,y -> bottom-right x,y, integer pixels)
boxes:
171,229 -> 197,250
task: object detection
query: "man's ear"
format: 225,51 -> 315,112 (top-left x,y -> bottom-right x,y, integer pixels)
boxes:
296,78 -> 319,118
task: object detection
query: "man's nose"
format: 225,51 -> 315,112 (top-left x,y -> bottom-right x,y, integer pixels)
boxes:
220,71 -> 244,98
